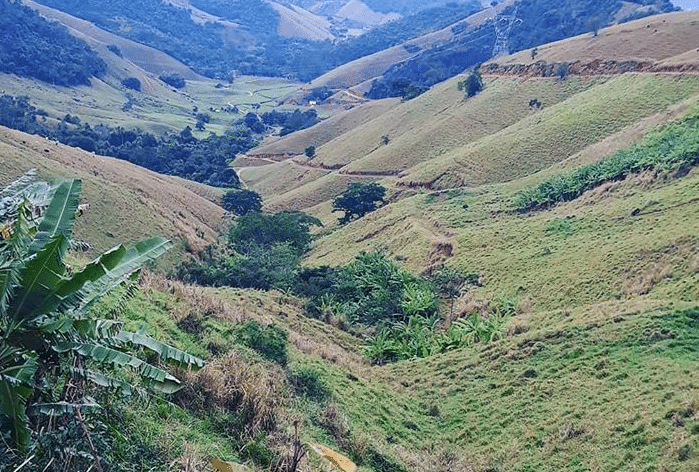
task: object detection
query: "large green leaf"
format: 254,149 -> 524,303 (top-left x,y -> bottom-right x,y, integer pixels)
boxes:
70,367 -> 141,398
0,377 -> 30,447
29,180 -> 81,255
54,342 -> 182,391
0,349 -> 36,448
0,202 -> 33,319
33,245 -> 127,316
116,330 -> 205,370
77,238 -> 172,314
10,235 -> 68,324
28,401 -> 101,416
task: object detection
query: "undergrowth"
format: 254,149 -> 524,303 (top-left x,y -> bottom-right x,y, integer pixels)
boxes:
514,109 -> 699,211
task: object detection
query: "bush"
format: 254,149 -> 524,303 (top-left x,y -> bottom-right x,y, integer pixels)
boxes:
288,368 -> 330,401
332,182 -> 386,224
121,77 -> 141,91
221,189 -> 262,215
107,44 -> 122,57
159,72 -> 186,88
237,320 -> 288,365
333,251 -> 438,326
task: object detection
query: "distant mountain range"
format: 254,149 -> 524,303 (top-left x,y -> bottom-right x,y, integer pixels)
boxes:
1,0 -> 683,90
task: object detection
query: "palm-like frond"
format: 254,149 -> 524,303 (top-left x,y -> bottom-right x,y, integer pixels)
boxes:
28,180 -> 81,255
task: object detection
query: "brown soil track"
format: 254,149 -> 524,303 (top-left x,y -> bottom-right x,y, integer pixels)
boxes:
484,59 -> 699,79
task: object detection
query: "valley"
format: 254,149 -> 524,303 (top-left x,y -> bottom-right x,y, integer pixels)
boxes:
2,1 -> 699,471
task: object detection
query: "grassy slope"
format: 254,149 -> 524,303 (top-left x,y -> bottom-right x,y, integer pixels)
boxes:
306,0 -> 516,90
246,98 -> 401,158
398,75 -> 699,189
493,10 -> 699,67
0,126 -> 225,258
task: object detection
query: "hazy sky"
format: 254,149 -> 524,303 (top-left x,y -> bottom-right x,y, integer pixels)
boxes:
673,0 -> 699,10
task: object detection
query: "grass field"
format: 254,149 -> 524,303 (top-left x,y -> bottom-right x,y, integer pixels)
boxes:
494,10 -> 699,67
0,127 -> 224,261
398,75 -> 699,189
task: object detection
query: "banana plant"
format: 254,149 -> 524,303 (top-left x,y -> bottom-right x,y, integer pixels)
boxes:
0,176 -> 204,448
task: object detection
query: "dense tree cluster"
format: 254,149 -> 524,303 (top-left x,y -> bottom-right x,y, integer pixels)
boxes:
221,189 -> 263,216
0,94 -> 253,187
0,0 -> 106,86
31,0 -> 481,82
260,109 -> 319,136
177,211 -> 322,290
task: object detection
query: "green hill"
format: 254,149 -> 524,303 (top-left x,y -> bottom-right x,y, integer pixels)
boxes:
5,7 -> 699,472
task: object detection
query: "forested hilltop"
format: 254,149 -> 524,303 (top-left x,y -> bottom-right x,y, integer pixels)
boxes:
29,0 -> 482,81
0,0 -> 105,85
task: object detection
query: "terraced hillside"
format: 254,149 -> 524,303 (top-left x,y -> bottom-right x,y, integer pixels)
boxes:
240,10 -> 699,213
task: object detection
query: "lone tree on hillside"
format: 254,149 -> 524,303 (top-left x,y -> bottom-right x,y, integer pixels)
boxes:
332,182 -> 386,224
221,188 -> 263,216
121,77 -> 141,91
458,67 -> 483,98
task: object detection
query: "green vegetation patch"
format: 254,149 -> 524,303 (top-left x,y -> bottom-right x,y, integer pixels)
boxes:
515,108 -> 699,211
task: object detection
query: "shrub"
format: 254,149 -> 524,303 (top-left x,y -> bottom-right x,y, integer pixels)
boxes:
288,368 -> 330,401
107,44 -> 122,57
333,251 -> 438,326
159,72 -> 186,88
121,77 -> 141,91
221,189 -> 262,215
237,320 -> 288,365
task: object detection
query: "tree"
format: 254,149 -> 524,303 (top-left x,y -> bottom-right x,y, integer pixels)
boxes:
430,267 -> 480,320
332,183 -> 386,224
121,77 -> 141,91
557,62 -> 569,80
304,146 -> 316,158
0,174 -> 203,450
159,72 -> 185,88
458,67 -> 483,98
229,211 -> 322,255
221,189 -> 262,215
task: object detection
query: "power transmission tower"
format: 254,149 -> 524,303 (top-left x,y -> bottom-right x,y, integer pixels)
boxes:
492,10 -> 522,58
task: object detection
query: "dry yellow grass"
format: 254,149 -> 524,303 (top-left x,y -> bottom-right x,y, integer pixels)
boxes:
0,126 -> 224,255
248,99 -> 401,158
397,75 -> 699,189
490,10 -> 699,67
271,2 -> 334,41
265,172 -> 374,213
237,161 -> 330,200
341,77 -> 594,175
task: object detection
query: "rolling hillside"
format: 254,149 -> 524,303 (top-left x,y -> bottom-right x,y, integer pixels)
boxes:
0,126 -> 225,258
5,5 -> 699,472
240,10 -> 699,213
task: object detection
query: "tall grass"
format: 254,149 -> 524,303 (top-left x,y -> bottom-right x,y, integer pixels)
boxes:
513,111 -> 699,211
